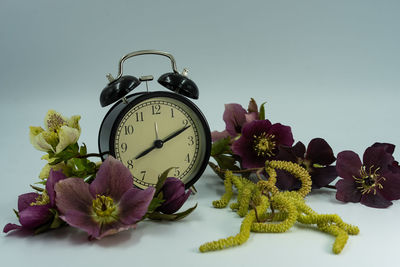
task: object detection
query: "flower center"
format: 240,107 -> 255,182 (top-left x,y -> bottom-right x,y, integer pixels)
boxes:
253,133 -> 276,157
47,113 -> 66,133
92,195 -> 118,224
353,165 -> 386,195
30,191 -> 50,206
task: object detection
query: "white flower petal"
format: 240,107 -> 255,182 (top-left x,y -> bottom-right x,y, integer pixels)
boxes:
55,126 -> 80,153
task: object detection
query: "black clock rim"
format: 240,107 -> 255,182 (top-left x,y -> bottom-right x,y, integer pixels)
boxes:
98,91 -> 211,190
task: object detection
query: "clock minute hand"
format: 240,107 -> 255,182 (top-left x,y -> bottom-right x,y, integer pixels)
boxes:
162,125 -> 191,143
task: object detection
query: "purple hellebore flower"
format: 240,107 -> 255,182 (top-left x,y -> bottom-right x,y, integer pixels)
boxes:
211,99 -> 259,142
3,169 -> 66,233
335,144 -> 400,208
156,177 -> 191,214
232,120 -> 294,169
54,156 -> 155,239
275,138 -> 337,190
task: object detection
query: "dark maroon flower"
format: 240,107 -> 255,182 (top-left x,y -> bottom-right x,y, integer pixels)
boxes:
55,156 -> 155,239
3,169 -> 66,233
335,145 -> 400,208
371,142 -> 400,174
211,99 -> 259,142
232,120 -> 294,168
156,177 -> 191,214
275,138 -> 337,190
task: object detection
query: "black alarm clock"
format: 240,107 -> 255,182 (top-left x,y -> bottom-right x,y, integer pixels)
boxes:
98,50 -> 211,190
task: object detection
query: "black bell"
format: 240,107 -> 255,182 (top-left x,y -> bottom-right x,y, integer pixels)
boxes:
100,75 -> 140,107
158,72 -> 199,99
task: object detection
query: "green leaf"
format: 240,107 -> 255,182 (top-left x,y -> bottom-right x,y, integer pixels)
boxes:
30,184 -> 44,192
147,197 -> 165,214
13,209 -> 19,219
155,167 -> 174,195
79,143 -> 87,156
147,204 -> 197,221
211,137 -> 231,156
259,102 -> 267,120
213,154 -> 239,170
49,209 -> 65,229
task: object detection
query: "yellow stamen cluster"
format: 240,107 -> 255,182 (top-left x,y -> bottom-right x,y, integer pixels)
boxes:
200,160 -> 359,254
253,133 -> 276,157
354,165 -> 386,195
30,191 -> 50,206
92,195 -> 119,224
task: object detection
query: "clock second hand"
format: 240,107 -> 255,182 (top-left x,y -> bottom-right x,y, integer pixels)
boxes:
134,125 -> 191,160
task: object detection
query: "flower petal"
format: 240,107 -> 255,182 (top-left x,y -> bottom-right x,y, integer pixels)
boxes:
241,120 -> 272,139
223,103 -> 247,136
336,151 -> 362,180
3,223 -> 22,233
19,205 -> 52,229
119,187 -> 155,224
371,142 -> 395,155
379,171 -> 400,201
311,166 -> 337,189
363,146 -> 394,174
89,157 -> 133,201
232,135 -> 264,168
335,179 -> 362,203
292,142 -> 306,158
275,170 -> 302,191
55,126 -> 80,153
30,129 -> 53,152
306,138 -> 336,165
247,98 -> 258,113
268,123 -> 294,147
211,130 -> 230,142
55,178 -> 93,216
67,115 -> 81,134
18,192 -> 40,211
46,169 -> 67,206
95,222 -> 136,240
360,192 -> 392,208
59,210 -> 100,238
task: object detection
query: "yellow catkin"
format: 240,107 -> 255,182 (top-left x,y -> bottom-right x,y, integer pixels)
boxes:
212,171 -> 234,208
267,160 -> 312,198
200,161 -> 359,254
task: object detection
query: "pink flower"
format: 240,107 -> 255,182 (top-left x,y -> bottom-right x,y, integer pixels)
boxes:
211,99 -> 259,142
55,156 -> 155,239
3,170 -> 66,234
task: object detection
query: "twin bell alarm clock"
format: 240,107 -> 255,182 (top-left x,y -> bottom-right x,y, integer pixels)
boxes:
98,50 -> 211,189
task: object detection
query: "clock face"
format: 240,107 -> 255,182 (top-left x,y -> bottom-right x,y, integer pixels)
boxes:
111,95 -> 209,189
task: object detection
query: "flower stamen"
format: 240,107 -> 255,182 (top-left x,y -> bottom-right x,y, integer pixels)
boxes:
253,133 -> 276,157
353,165 -> 386,195
30,191 -> 50,206
92,195 -> 118,224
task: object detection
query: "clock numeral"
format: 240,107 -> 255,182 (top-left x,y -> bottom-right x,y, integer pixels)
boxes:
173,167 -> 181,177
124,125 -> 134,135
135,112 -> 144,122
185,153 -> 190,163
127,160 -> 134,169
171,108 -> 175,118
120,143 -> 128,153
152,104 -> 161,115
182,119 -> 189,127
188,136 -> 195,146
140,170 -> 146,180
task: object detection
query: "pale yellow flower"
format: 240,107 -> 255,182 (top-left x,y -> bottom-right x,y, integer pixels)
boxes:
29,110 -> 81,154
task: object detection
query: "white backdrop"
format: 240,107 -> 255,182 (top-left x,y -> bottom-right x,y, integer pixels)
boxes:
1,1 -> 399,266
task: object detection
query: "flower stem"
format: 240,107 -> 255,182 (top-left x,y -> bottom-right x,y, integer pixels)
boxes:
77,151 -> 109,159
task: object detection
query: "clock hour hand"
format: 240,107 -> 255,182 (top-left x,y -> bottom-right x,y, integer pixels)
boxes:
162,125 -> 190,143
